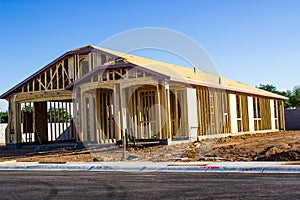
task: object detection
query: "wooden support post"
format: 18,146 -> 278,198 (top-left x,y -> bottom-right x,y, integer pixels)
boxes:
15,101 -> 22,146
33,80 -> 35,92
137,90 -> 142,138
56,65 -> 59,90
27,82 -> 30,93
68,102 -> 73,139
63,101 -> 67,140
88,53 -> 92,72
7,95 -> 21,146
34,101 -> 48,144
156,84 -> 162,139
174,88 -> 179,137
62,65 -> 65,89
114,83 -> 122,140
50,68 -> 53,90
44,71 -> 47,90
89,94 -> 95,142
49,102 -> 53,141
53,101 -> 57,139
95,89 -> 100,142
100,90 -> 104,140
133,89 -> 138,139
82,94 -> 87,141
164,84 -> 172,139
5,98 -> 12,144
76,87 -> 81,142
160,84 -> 166,139
109,91 -> 113,139
57,102 -> 61,139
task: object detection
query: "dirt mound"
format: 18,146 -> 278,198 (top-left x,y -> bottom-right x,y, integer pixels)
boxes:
257,150 -> 300,161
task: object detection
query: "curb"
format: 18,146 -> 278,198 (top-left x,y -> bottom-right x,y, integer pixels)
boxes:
0,163 -> 300,173
0,160 -> 17,165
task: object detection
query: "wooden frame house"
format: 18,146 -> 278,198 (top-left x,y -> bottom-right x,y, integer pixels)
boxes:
0,45 -> 287,147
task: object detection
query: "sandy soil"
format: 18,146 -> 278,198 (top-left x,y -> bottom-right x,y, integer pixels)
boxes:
0,130 -> 299,162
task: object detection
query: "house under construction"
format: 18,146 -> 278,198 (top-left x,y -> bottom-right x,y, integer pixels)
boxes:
0,45 -> 287,147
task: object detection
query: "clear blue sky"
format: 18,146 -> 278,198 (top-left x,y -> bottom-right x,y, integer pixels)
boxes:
0,0 -> 299,111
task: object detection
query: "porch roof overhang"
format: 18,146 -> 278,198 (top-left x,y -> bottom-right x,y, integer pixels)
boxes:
65,63 -> 171,91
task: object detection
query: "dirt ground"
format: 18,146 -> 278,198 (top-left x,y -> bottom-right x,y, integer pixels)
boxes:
0,130 -> 299,162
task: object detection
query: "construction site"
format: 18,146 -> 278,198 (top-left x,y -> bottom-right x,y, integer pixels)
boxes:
0,45 -> 296,162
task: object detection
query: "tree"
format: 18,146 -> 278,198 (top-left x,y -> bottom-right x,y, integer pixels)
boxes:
47,108 -> 71,123
257,84 -> 291,107
289,86 -> 300,108
257,84 -> 278,94
257,84 -> 300,109
0,111 -> 8,123
21,105 -> 33,112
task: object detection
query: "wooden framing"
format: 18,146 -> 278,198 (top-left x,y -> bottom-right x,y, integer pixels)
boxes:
252,96 -> 272,131
279,101 -> 285,130
236,93 -> 249,132
196,86 -> 230,136
169,84 -> 188,138
1,46 -> 288,147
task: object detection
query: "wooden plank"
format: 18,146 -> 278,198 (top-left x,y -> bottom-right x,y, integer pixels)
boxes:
95,89 -> 100,142
36,77 -> 47,91
64,101 -> 68,140
16,102 -> 22,145
133,89 -> 138,139
156,85 -> 162,139
27,82 -> 30,92
81,95 -> 86,141
50,102 -> 54,141
100,89 -> 104,140
62,65 -> 65,89
15,90 -> 73,103
32,80 -> 35,92
109,90 -> 113,139
68,101 -> 74,139
241,94 -> 249,132
57,102 -> 61,140
88,95 -> 95,142
53,101 -> 57,139
114,83 -> 121,140
56,64 -> 59,90
34,102 -> 48,143
44,70 -> 48,90
75,98 -> 78,140
280,100 -> 285,130
114,69 -> 125,79
174,89 -> 178,137
164,85 -> 172,139
138,90 -> 142,138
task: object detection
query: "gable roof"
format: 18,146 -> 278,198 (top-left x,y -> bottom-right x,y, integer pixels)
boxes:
90,46 -> 288,100
0,46 -> 97,99
1,45 -> 288,100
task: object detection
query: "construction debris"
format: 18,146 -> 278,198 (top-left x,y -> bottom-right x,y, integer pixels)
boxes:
0,130 -> 299,162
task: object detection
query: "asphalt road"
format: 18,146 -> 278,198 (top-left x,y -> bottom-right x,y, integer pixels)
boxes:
0,171 -> 299,200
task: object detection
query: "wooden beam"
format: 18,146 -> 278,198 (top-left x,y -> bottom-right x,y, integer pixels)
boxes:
44,70 -> 48,90
15,90 -> 73,103
32,80 -> 35,92
56,64 -> 59,89
34,102 -> 48,143
36,77 -> 47,91
164,84 -> 172,139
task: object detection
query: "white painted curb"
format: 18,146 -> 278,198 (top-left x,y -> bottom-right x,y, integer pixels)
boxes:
0,162 -> 299,173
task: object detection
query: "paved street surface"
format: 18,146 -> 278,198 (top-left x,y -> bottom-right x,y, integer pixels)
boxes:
0,171 -> 299,199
